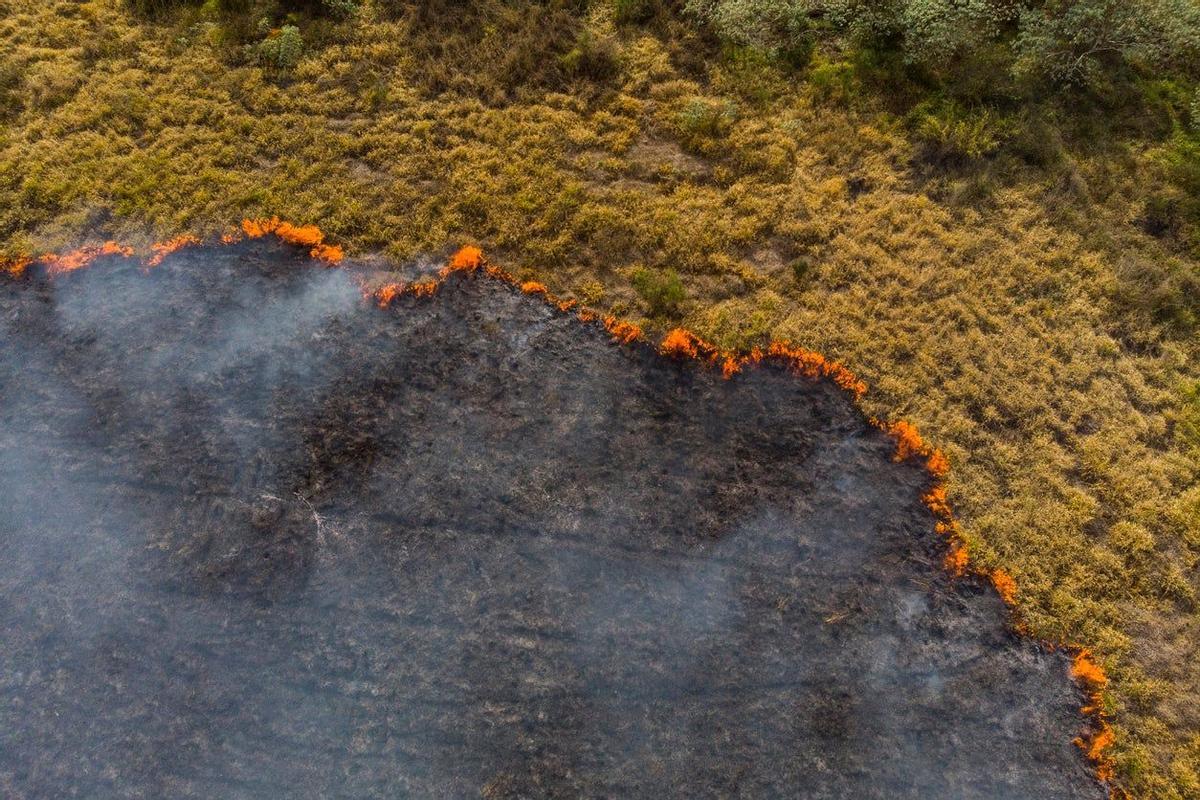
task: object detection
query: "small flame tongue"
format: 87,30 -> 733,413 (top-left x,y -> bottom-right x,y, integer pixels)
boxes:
41,242 -> 134,275
146,235 -> 201,268
240,217 -> 343,264
6,218 -> 344,279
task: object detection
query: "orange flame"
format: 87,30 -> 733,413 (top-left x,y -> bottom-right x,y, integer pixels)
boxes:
926,449 -> 950,479
310,244 -> 344,264
1071,650 -> 1115,782
884,419 -> 950,479
1071,650 -> 1108,690
376,283 -> 405,308
41,241 -> 134,275
991,569 -> 1018,606
374,280 -> 440,307
3,256 -> 32,278
1079,724 -> 1116,782
241,217 -> 343,264
764,341 -> 868,399
944,544 -> 969,577
520,281 -> 548,295
408,280 -> 439,298
146,234 -> 201,268
660,328 -> 702,359
922,485 -> 952,519
446,245 -> 484,274
603,316 -> 643,344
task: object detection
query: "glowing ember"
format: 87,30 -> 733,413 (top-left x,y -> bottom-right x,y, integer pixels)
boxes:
375,283 -> 405,308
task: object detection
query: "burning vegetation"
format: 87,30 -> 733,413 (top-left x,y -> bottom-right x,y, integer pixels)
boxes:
0,228 -> 1113,797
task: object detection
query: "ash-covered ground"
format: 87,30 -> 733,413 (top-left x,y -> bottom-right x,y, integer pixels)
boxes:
0,241 -> 1103,799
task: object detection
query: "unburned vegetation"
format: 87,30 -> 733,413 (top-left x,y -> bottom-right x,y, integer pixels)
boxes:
0,0 -> 1199,796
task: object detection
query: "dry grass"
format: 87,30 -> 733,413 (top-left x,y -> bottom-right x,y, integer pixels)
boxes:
2,1 -> 1200,796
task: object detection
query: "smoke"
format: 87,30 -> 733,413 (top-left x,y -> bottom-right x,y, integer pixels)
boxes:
0,241 -> 1102,800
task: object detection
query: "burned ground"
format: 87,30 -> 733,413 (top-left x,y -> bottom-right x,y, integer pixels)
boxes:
0,241 -> 1102,799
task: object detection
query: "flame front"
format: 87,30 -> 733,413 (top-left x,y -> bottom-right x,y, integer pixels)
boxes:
3,256 -> 32,278
40,241 -> 133,275
5,227 -> 1120,790
147,235 -> 201,268
241,217 -> 343,264
1071,650 -> 1115,782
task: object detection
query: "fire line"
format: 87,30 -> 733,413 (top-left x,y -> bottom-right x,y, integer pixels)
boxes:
0,221 -> 1117,789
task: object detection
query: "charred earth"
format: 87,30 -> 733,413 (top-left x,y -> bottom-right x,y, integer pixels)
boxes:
0,241 -> 1103,799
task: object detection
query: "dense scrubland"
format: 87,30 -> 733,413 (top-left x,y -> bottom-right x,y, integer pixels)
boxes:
1,0 -> 1199,795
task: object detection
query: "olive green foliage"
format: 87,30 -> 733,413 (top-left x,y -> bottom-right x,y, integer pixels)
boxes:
632,267 -> 687,316
912,100 -> 1010,162
128,0 -> 357,17
1161,133 -> 1200,249
125,0 -> 198,13
1014,0 -> 1200,85
257,24 -> 304,68
684,0 -> 814,61
688,0 -> 1200,88
318,0 -> 360,18
3,0 -> 1200,796
613,0 -> 660,25
561,30 -> 621,82
675,96 -> 738,153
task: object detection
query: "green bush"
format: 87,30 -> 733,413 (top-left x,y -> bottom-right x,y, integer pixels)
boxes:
675,97 -> 738,152
632,267 -> 687,317
807,54 -> 858,103
1159,132 -> 1200,249
912,101 -> 1010,162
789,257 -> 810,283
1014,0 -> 1200,86
688,0 -> 1200,91
319,0 -> 360,18
1006,112 -> 1064,166
257,24 -> 304,69
684,0 -> 812,64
